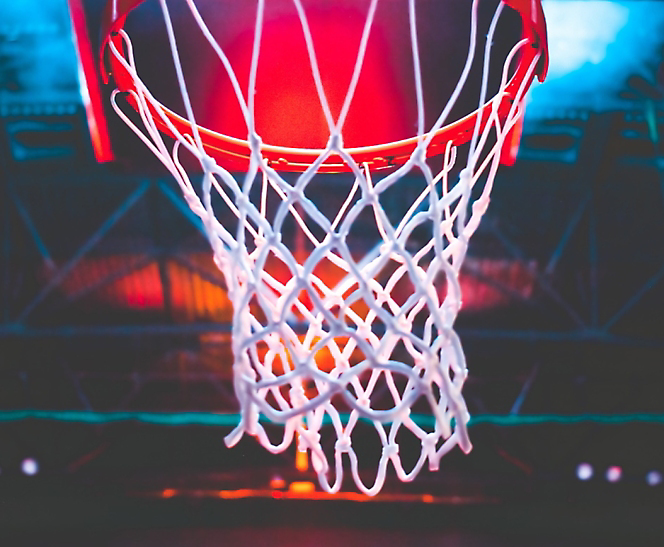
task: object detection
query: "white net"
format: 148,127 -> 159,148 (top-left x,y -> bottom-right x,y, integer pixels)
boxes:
106,0 -> 543,494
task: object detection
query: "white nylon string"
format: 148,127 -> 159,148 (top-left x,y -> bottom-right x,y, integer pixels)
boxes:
335,0 -> 379,133
109,0 -> 537,495
408,0 -> 425,139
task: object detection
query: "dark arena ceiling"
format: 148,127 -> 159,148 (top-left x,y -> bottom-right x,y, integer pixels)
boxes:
1,1 -> 664,545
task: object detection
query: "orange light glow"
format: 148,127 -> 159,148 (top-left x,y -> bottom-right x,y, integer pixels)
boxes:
289,481 -> 316,494
168,255 -> 233,322
217,489 -> 258,500
161,488 -> 177,498
295,447 -> 309,473
146,487 -> 488,504
269,476 -> 287,489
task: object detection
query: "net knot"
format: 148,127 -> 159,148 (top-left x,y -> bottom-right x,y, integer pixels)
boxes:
289,385 -> 308,408
396,315 -> 411,332
441,305 -> 458,328
298,429 -> 321,450
235,193 -> 249,210
326,293 -> 345,311
327,232 -> 342,246
396,406 -> 411,422
253,234 -> 267,248
199,154 -> 217,173
459,168 -> 472,187
423,432 -> 439,453
327,133 -> 343,151
248,132 -> 262,153
374,287 -> 390,307
472,196 -> 489,217
335,436 -> 352,453
379,242 -> 393,258
418,376 -> 432,394
357,323 -> 373,340
412,143 -> 428,165
424,433 -> 442,471
382,443 -> 399,458
269,232 -> 282,246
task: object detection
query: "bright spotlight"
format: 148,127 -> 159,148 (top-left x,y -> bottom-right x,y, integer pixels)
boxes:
646,470 -> 662,487
21,458 -> 39,476
576,462 -> 593,480
606,465 -> 622,483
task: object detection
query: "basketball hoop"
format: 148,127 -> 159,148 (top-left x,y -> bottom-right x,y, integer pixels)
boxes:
101,0 -> 547,495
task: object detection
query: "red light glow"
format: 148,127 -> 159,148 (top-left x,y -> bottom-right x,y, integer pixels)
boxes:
206,5 -> 412,149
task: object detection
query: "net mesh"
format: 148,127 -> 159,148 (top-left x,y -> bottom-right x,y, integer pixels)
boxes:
107,0 -> 542,494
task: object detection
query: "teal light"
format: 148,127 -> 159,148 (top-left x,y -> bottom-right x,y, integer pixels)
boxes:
0,410 -> 663,427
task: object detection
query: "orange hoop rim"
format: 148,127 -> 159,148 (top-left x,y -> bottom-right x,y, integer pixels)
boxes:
101,0 -> 548,173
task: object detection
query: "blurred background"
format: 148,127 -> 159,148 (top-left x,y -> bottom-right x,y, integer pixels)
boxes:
1,0 -> 664,545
